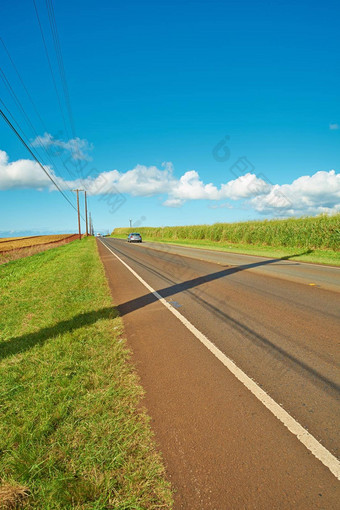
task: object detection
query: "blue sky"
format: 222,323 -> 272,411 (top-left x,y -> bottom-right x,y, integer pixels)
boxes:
1,0 -> 339,235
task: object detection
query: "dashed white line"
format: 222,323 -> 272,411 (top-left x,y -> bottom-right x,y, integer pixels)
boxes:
100,239 -> 340,480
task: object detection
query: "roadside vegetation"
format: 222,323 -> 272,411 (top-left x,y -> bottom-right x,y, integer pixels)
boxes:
113,214 -> 340,265
0,238 -> 172,509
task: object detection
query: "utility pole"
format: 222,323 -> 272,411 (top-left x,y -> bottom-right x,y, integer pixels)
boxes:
73,189 -> 83,239
129,218 -> 132,228
84,191 -> 88,236
89,212 -> 93,236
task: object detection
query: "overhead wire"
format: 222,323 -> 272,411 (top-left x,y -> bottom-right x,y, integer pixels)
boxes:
45,0 -> 76,139
0,67 -> 58,172
44,0 -> 84,179
0,67 -> 76,198
32,0 -> 70,140
0,98 -> 36,146
0,37 -> 85,183
44,0 -> 91,227
0,107 -> 84,218
0,37 -> 46,130
34,0 -> 86,178
0,2 -> 88,225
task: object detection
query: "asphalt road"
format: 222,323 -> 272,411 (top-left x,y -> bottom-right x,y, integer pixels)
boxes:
135,239 -> 340,292
98,238 -> 340,509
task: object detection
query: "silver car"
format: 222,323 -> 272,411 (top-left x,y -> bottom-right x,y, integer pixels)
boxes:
128,233 -> 142,243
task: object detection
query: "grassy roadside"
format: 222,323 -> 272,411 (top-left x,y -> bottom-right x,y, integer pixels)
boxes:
112,214 -> 340,266
0,238 -> 172,509
112,234 -> 339,266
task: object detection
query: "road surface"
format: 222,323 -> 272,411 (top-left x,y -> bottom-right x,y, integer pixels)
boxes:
98,238 -> 340,509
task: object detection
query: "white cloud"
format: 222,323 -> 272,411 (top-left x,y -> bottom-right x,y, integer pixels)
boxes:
329,123 -> 339,130
170,170 -> 220,200
251,170 -> 340,216
32,132 -> 93,161
165,171 -> 271,203
65,163 -> 176,197
0,150 -> 53,190
220,172 -> 271,199
1,149 -> 339,218
163,198 -> 185,207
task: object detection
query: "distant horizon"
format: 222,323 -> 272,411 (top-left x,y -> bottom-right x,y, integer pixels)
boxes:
1,211 -> 339,239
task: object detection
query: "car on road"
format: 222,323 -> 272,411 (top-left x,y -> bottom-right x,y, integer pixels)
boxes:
128,233 -> 142,243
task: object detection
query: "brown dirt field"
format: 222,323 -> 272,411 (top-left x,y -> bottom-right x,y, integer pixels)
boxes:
0,235 -> 80,264
0,234 -> 77,253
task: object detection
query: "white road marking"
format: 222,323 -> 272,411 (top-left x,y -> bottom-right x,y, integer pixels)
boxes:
100,239 -> 340,480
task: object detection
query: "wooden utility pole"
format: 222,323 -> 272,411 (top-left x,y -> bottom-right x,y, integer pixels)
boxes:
73,189 -> 83,239
84,191 -> 88,236
89,212 -> 92,236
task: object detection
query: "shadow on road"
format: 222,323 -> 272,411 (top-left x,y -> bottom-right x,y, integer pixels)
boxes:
115,252 -> 339,397
116,248 -> 318,318
117,256 -> 280,317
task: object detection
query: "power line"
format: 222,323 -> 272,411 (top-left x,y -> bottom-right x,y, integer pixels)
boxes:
0,70 -> 59,180
0,98 -> 33,147
44,0 -> 83,176
0,37 -> 84,182
34,0 -> 83,174
0,67 -> 76,198
1,68 -> 45,149
32,0 -> 70,139
0,98 -> 49,183
1,67 -> 57,167
0,37 -> 46,131
1,3 -> 88,223
45,0 -> 76,139
0,107 -> 83,216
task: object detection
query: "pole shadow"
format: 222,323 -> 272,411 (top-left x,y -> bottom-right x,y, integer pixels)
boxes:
118,257 -> 281,316
0,307 -> 117,361
115,251 -> 339,397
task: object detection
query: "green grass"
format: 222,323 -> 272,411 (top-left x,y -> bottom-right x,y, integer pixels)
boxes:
0,238 -> 172,509
112,214 -> 340,266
